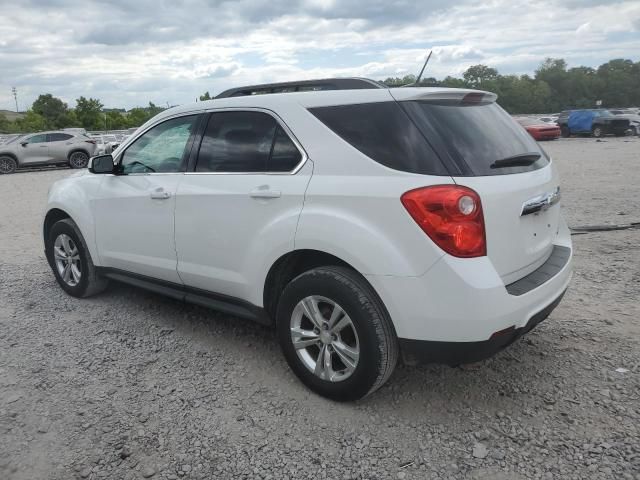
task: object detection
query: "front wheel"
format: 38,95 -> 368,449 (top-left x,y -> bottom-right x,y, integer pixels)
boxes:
276,266 -> 398,401
69,151 -> 89,169
0,156 -> 17,174
592,126 -> 604,138
47,218 -> 108,297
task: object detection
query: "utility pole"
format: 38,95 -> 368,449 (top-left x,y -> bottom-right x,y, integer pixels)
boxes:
11,87 -> 18,112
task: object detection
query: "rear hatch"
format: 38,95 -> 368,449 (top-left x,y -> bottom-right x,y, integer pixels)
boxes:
392,89 -> 561,284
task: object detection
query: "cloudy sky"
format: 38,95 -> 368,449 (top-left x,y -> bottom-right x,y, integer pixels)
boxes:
0,0 -> 638,110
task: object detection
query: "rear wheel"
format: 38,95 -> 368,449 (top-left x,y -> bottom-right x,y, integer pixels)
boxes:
560,126 -> 570,138
47,218 -> 108,297
0,156 -> 17,174
69,151 -> 89,169
591,126 -> 604,138
276,266 -> 398,401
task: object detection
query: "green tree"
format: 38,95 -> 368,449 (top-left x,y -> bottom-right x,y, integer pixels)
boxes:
463,65 -> 498,87
75,96 -> 104,130
105,111 -> 127,130
14,111 -> 47,132
199,91 -> 212,101
596,59 -> 640,107
31,94 -> 69,129
0,113 -> 10,132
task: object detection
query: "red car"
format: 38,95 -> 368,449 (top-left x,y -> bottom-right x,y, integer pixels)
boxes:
516,117 -> 561,140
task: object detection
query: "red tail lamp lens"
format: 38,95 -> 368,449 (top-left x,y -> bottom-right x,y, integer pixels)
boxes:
401,185 -> 486,258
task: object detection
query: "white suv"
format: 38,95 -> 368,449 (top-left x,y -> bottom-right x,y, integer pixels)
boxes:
43,79 -> 572,401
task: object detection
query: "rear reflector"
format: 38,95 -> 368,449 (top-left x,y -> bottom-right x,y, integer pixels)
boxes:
401,185 -> 486,258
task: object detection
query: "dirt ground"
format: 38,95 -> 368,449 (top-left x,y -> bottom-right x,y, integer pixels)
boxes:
1,137 -> 639,480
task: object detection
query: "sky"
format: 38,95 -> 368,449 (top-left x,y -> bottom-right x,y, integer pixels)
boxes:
0,0 -> 639,111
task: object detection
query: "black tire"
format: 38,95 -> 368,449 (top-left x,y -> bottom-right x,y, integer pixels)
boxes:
591,126 -> 604,138
69,151 -> 89,169
47,218 -> 108,297
560,126 -> 570,138
0,155 -> 17,174
276,266 -> 398,401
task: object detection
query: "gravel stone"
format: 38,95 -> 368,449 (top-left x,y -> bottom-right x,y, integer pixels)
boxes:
0,138 -> 639,479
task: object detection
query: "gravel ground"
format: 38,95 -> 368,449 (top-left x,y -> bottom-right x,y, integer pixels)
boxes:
1,137 -> 639,480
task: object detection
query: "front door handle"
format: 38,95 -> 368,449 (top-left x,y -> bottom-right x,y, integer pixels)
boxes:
250,187 -> 281,199
150,189 -> 171,200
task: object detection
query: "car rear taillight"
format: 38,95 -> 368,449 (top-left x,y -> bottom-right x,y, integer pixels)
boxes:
401,185 -> 486,258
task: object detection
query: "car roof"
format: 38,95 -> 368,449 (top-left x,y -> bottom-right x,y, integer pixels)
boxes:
152,86 -> 493,123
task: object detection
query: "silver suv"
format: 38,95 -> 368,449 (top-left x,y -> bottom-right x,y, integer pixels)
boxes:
0,131 -> 98,174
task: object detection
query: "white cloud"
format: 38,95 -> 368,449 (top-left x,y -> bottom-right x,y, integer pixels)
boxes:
0,0 -> 638,110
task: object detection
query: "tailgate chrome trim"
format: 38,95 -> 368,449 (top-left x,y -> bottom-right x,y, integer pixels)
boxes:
521,186 -> 561,216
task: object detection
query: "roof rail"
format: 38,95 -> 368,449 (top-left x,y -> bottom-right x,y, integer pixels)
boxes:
215,77 -> 386,99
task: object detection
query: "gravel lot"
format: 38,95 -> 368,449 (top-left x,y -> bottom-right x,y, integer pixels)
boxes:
1,137 -> 639,480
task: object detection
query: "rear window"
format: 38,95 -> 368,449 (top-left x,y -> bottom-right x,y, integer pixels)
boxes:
309,102 -> 448,175
402,101 -> 549,176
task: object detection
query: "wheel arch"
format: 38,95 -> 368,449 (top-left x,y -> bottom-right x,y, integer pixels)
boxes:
67,148 -> 91,160
263,249 -> 373,321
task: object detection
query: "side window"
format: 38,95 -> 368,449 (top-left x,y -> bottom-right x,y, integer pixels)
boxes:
195,111 -> 302,173
27,134 -> 47,144
48,133 -> 72,142
270,126 -> 302,172
120,115 -> 197,174
196,111 -> 276,172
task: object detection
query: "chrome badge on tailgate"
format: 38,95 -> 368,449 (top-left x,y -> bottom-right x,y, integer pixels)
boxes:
521,187 -> 561,216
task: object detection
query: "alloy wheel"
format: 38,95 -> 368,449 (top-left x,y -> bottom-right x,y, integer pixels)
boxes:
53,233 -> 82,286
0,157 -> 16,174
290,295 -> 360,382
69,152 -> 89,168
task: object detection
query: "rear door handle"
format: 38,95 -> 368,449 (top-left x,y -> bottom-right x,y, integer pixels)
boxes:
250,187 -> 281,199
150,189 -> 171,200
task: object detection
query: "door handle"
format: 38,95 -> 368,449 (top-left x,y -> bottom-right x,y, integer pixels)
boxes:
250,187 -> 281,199
150,189 -> 171,200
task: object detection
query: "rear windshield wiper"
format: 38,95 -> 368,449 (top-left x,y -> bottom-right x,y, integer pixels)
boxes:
490,152 -> 541,169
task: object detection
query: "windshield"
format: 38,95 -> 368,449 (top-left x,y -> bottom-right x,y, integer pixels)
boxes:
402,101 -> 549,176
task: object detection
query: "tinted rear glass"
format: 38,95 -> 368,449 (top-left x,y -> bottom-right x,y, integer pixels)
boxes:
402,101 -> 549,176
309,102 -> 447,175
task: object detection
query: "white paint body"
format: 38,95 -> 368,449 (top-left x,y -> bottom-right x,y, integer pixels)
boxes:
45,87 -> 572,343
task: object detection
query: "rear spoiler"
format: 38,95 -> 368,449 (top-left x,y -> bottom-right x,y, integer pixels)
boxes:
390,88 -> 497,105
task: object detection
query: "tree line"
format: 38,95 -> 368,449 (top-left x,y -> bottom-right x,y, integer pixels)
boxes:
382,58 -> 640,114
0,95 -> 166,134
2,57 -> 638,134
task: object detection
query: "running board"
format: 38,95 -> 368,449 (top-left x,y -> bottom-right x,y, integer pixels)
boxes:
97,268 -> 272,326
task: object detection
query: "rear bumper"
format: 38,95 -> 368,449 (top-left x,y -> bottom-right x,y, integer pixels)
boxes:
398,289 -> 565,365
365,215 -> 572,352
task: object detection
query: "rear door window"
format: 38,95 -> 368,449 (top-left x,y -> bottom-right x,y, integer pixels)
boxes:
309,102 -> 447,175
195,111 -> 303,173
401,101 -> 549,176
48,133 -> 73,142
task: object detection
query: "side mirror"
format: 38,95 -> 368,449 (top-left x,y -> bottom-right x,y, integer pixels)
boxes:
88,154 -> 115,174
20,142 -> 28,147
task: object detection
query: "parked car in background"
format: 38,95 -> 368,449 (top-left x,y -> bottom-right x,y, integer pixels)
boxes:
0,131 -> 97,174
516,117 -> 561,140
93,134 -> 119,155
43,79 -> 572,400
557,109 -> 630,138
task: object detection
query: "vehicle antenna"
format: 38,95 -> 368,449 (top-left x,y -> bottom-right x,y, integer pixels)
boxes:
414,50 -> 432,86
